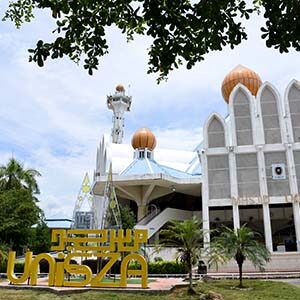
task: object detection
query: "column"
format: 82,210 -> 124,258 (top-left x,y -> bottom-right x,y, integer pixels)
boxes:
293,202 -> 300,251
232,205 -> 240,230
200,151 -> 210,246
137,204 -> 148,222
257,147 -> 273,252
229,150 -> 240,230
286,144 -> 300,252
262,203 -> 273,251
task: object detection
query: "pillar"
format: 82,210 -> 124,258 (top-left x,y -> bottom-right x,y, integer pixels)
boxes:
262,203 -> 273,251
229,151 -> 240,230
137,205 -> 148,222
200,151 -> 210,246
232,205 -> 240,230
293,202 -> 300,252
286,144 -> 300,251
257,147 -> 273,252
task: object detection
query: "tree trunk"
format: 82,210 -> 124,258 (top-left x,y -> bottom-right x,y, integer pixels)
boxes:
187,259 -> 196,295
238,262 -> 243,288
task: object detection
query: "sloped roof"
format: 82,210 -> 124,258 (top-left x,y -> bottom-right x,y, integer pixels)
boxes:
45,219 -> 72,229
45,213 -> 73,229
109,142 -> 198,174
121,158 -> 195,179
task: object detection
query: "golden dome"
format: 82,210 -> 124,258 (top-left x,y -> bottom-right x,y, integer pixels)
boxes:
116,84 -> 125,92
221,65 -> 262,103
131,128 -> 157,150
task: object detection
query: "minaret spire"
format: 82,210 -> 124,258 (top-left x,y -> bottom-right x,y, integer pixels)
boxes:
107,84 -> 132,144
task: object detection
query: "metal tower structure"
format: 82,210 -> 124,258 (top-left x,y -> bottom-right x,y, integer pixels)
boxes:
107,84 -> 132,144
102,163 -> 122,229
72,173 -> 97,229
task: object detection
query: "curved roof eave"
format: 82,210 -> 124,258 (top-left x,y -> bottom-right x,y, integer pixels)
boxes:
92,173 -> 201,196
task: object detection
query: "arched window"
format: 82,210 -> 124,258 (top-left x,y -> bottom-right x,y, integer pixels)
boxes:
207,154 -> 230,199
260,86 -> 282,144
207,116 -> 226,148
233,89 -> 253,146
288,83 -> 300,143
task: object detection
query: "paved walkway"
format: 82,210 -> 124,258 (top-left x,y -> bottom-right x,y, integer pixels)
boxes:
0,277 -> 186,294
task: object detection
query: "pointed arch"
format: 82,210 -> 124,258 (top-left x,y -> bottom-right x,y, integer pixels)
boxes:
229,84 -> 255,146
203,113 -> 227,148
95,134 -> 111,176
103,150 -> 107,174
257,82 -> 283,144
285,80 -> 300,143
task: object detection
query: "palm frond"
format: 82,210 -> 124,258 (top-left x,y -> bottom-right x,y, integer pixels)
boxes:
0,158 -> 41,194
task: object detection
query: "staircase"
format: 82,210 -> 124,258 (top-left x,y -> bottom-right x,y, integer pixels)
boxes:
135,208 -> 193,239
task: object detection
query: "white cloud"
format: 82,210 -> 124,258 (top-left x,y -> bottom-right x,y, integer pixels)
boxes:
154,127 -> 203,151
1,5 -> 300,220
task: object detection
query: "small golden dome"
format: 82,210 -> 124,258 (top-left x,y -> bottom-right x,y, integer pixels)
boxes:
131,128 -> 157,150
221,65 -> 262,103
116,84 -> 125,92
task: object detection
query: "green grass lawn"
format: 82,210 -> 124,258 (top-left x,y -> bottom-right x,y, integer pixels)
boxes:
0,280 -> 300,300
196,279 -> 300,300
69,277 -> 156,284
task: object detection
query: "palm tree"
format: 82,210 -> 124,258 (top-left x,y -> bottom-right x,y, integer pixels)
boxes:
209,224 -> 271,288
159,217 -> 204,294
0,158 -> 41,194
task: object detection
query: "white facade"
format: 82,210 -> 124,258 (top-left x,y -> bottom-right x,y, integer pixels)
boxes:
201,80 -> 300,252
92,78 -> 300,258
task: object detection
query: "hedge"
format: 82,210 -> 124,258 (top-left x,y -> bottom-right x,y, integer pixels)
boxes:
1,259 -> 186,275
0,261 -> 25,273
0,258 -> 77,273
129,260 -> 186,274
82,259 -> 121,274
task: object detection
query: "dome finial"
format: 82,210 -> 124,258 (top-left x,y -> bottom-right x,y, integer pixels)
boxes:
131,128 -> 157,150
116,84 -> 125,92
221,65 -> 262,103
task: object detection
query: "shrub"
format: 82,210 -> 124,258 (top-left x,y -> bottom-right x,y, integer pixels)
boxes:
149,261 -> 186,274
82,259 -> 121,274
128,260 -> 186,274
39,258 -> 49,273
82,259 -> 97,273
0,262 -> 6,273
154,257 -> 163,262
14,262 -> 26,273
0,261 -> 25,273
39,258 -> 77,273
0,258 -> 76,274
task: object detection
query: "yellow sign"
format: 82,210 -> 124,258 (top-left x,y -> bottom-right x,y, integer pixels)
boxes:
7,229 -> 148,288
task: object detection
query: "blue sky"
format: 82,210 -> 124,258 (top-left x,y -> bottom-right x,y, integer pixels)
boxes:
1,3 -> 300,218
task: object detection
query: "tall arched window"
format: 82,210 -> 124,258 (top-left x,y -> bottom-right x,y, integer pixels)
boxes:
260,86 -> 282,144
207,116 -> 226,148
207,154 -> 230,199
288,83 -> 300,143
233,89 -> 253,146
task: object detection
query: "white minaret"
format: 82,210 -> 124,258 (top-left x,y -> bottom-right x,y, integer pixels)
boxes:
107,84 -> 132,144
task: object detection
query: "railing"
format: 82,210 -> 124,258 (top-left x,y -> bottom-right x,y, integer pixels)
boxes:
135,208 -> 194,238
137,208 -> 163,225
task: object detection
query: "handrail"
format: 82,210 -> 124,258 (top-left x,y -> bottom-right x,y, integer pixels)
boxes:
137,207 -> 165,225
135,208 -> 194,238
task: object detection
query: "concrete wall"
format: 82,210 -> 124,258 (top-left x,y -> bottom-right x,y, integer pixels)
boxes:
207,252 -> 300,273
145,246 -> 178,262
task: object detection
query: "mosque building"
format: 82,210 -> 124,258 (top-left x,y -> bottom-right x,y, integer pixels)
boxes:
91,65 -> 300,270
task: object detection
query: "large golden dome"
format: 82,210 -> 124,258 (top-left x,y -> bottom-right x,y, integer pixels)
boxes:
221,65 -> 262,103
131,128 -> 157,150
